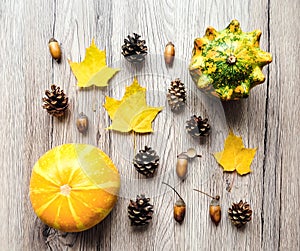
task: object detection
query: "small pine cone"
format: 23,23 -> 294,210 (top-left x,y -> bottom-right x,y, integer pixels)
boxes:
167,78 -> 186,112
42,85 -> 68,117
128,194 -> 154,226
228,200 -> 252,228
186,115 -> 210,137
121,33 -> 148,63
133,146 -> 159,177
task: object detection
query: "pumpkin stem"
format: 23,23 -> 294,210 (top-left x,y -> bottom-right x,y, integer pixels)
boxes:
60,184 -> 71,196
226,55 -> 237,65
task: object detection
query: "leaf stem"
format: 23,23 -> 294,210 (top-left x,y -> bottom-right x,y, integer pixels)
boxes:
227,171 -> 236,192
132,131 -> 136,156
92,85 -> 96,112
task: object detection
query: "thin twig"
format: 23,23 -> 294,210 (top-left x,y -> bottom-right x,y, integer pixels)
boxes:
162,182 -> 185,202
193,189 -> 216,199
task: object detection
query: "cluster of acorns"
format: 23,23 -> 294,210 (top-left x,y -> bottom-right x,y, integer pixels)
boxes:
45,35 -> 253,230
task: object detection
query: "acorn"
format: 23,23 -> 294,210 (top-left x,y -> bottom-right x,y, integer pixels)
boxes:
176,153 -> 188,179
48,38 -> 61,62
209,195 -> 221,226
194,189 -> 221,226
176,148 -> 201,179
76,112 -> 88,134
164,42 -> 175,65
163,182 -> 186,224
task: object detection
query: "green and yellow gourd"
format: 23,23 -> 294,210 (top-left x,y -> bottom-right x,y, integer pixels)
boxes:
189,20 -> 272,100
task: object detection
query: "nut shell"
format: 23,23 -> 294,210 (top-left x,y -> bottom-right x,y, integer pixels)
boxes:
209,197 -> 221,225
164,42 -> 175,65
48,38 -> 61,61
209,205 -> 221,226
176,155 -> 188,179
174,200 -> 186,224
76,113 -> 88,134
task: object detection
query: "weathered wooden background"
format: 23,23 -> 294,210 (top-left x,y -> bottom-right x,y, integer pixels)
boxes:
1,0 -> 299,250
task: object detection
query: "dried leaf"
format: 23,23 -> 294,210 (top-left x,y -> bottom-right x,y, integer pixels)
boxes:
104,77 -> 163,133
213,130 -> 257,175
69,39 -> 120,87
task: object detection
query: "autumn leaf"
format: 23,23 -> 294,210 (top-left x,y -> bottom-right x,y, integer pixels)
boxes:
69,39 -> 119,87
213,130 -> 257,175
103,77 -> 163,133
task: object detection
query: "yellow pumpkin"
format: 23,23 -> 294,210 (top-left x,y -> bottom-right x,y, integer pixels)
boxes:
29,144 -> 120,232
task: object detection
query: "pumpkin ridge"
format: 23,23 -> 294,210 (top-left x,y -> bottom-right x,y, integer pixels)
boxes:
56,145 -> 83,185
32,164 -> 61,187
53,195 -> 64,230
70,187 -> 118,209
66,196 -> 85,230
30,170 -> 60,190
69,192 -> 111,215
35,193 -> 60,216
71,182 -> 119,191
65,163 -> 82,185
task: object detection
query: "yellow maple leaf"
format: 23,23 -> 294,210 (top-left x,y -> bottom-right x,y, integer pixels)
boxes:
103,77 -> 163,133
68,39 -> 120,87
213,130 -> 257,175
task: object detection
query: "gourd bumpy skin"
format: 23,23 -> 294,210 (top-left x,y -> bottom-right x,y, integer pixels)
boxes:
189,20 -> 272,100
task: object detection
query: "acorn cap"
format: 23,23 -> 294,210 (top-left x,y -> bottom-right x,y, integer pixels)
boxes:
48,38 -> 58,43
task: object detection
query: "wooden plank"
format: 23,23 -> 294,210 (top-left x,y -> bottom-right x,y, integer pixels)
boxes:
21,0 -> 55,250
0,1 -> 26,250
267,0 -> 300,250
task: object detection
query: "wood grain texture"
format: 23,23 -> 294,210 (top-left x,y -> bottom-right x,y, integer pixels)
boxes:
0,0 -> 299,250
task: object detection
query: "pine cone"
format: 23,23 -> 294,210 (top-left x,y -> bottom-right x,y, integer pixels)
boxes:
228,200 -> 252,227
186,115 -> 210,137
133,146 -> 159,177
167,78 -> 186,112
42,85 -> 68,117
128,194 -> 154,226
121,33 -> 147,63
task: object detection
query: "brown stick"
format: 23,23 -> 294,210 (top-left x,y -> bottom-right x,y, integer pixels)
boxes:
162,182 -> 185,203
193,189 -> 217,199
